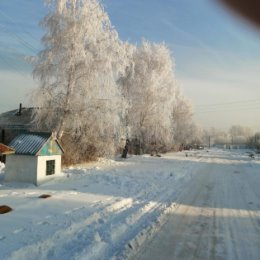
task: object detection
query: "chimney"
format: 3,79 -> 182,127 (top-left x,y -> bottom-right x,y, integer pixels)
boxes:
18,103 -> 22,116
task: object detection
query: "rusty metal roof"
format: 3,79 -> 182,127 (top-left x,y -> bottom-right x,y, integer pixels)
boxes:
8,132 -> 51,156
0,143 -> 15,155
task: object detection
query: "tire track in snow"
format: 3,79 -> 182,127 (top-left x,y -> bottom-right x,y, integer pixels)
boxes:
4,155 -> 201,260
8,170 -> 193,260
6,198 -> 134,260
131,154 -> 260,260
115,175 -> 197,260
7,176 -> 170,260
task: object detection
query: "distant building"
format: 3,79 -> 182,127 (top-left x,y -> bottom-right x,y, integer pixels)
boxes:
214,142 -> 228,149
0,104 -> 34,146
214,136 -> 249,149
4,132 -> 64,185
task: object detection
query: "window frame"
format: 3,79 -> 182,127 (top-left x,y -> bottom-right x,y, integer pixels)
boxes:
46,160 -> 55,176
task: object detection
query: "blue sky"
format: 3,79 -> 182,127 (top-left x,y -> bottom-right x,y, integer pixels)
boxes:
0,0 -> 260,131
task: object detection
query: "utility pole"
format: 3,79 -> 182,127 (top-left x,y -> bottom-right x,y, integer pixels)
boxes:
208,136 -> 211,148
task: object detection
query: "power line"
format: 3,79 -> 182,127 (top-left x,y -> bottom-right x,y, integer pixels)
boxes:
196,105 -> 260,114
196,98 -> 260,108
0,15 -> 39,75
0,45 -> 33,75
0,9 -> 40,43
0,53 -> 30,78
195,98 -> 260,114
0,24 -> 39,54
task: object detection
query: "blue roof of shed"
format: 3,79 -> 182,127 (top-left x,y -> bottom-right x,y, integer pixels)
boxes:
9,132 -> 52,155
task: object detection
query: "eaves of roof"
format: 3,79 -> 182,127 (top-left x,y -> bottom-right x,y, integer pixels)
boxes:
0,143 -> 15,155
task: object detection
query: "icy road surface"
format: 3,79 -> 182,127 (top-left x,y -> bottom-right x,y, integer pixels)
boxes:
130,150 -> 260,260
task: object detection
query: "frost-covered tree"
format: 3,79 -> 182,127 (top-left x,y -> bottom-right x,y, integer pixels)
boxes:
187,123 -> 204,145
203,127 -> 231,147
229,125 -> 253,139
171,87 -> 193,147
32,0 -> 128,162
229,125 -> 253,146
119,41 -> 177,153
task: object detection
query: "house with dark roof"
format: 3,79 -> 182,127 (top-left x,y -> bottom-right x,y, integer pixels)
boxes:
4,132 -> 64,185
0,104 -> 34,150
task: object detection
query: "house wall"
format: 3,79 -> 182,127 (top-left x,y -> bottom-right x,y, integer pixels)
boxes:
5,155 -> 62,185
36,155 -> 61,185
5,155 -> 37,184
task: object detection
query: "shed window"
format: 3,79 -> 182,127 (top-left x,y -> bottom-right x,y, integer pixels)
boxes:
46,160 -> 55,176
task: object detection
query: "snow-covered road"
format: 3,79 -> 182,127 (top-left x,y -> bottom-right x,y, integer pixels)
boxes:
1,149 -> 260,260
131,150 -> 260,260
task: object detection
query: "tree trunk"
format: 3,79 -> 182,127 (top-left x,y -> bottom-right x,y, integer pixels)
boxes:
56,69 -> 75,140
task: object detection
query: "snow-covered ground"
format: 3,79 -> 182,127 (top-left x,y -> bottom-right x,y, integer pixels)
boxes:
0,149 -> 259,260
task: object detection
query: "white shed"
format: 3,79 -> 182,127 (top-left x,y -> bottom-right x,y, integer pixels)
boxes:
4,132 -> 64,185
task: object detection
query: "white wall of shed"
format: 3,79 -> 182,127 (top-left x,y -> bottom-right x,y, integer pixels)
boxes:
36,155 -> 61,185
5,155 -> 37,184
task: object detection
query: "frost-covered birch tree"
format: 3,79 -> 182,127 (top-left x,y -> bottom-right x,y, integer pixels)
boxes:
171,87 -> 194,147
229,125 -> 253,146
119,41 -> 177,153
32,0 -> 128,162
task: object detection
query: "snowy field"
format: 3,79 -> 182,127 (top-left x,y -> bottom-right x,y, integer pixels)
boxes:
0,149 -> 260,260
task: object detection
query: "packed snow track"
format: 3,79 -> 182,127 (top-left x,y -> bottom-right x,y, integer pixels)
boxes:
130,149 -> 260,260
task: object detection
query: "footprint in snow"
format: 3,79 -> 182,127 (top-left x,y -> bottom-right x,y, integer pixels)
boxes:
0,236 -> 6,240
64,207 -> 83,215
12,228 -> 24,234
36,221 -> 50,226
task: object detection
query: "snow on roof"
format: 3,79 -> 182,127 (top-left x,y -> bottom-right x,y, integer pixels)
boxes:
0,143 -> 15,155
0,108 -> 33,129
8,132 -> 51,156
